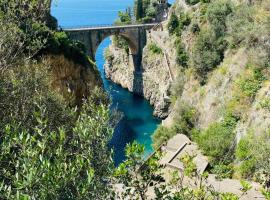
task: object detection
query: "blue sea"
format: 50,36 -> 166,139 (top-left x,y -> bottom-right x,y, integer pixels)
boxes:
51,0 -> 173,165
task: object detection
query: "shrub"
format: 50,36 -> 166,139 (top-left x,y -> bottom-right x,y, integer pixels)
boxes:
170,74 -> 185,102
178,12 -> 191,30
191,28 -> 226,83
167,13 -> 179,35
0,99 -> 114,199
211,164 -> 234,180
236,68 -> 265,98
152,102 -> 197,149
112,35 -> 130,55
196,113 -> 238,164
190,0 -> 233,83
227,68 -> 265,116
226,5 -> 260,48
152,125 -> 175,149
259,98 -> 270,111
46,31 -> 91,67
0,64 -> 75,132
235,132 -> 270,181
206,0 -> 233,37
172,102 -> 197,138
226,3 -> 270,69
148,42 -> 163,55
190,23 -> 200,34
176,41 -> 189,67
185,0 -> 200,5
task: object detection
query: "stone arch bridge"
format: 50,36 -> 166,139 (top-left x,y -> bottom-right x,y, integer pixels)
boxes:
63,23 -> 158,71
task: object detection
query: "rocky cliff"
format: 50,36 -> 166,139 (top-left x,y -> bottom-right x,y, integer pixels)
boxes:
46,54 -> 102,106
105,0 -> 270,137
104,29 -> 178,118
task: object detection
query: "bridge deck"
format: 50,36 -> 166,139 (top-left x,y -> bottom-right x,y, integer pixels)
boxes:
62,23 -> 158,32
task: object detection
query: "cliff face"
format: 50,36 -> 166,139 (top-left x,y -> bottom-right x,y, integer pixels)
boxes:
105,0 -> 270,138
162,0 -> 270,140
46,54 -> 102,106
104,31 -> 176,118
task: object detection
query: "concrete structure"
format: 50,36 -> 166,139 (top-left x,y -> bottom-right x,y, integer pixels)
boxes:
159,134 -> 209,174
63,23 -> 158,71
156,0 -> 169,22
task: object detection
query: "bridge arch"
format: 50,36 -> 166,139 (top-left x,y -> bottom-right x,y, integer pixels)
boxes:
64,24 -> 157,71
91,31 -> 139,59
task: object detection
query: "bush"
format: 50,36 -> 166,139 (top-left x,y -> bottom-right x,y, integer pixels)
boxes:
0,99 -> 114,199
196,113 -> 238,164
176,40 -> 189,67
235,132 -> 270,181
211,164 -> 234,180
191,28 -> 226,83
206,0 -> 233,37
227,68 -> 265,116
178,12 -> 191,30
236,68 -> 265,98
185,0 -> 200,5
190,0 -> 233,83
148,42 -> 163,55
226,3 -> 270,69
152,126 -> 175,149
190,23 -> 200,34
0,63 -> 114,199
170,75 -> 185,102
172,102 -> 197,138
112,35 -> 130,55
167,13 -> 179,35
152,102 -> 196,149
0,64 -> 75,132
167,12 -> 191,36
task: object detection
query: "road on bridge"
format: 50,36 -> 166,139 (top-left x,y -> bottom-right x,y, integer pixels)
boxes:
61,23 -> 159,32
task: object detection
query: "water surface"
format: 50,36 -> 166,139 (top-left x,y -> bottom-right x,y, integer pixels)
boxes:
51,0 -> 170,165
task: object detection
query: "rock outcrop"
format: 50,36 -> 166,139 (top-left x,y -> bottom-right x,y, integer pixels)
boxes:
104,30 -> 176,119
46,54 -> 102,106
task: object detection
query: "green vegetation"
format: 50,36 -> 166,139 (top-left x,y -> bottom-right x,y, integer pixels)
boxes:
134,0 -> 160,23
114,9 -> 132,25
195,113 -> 238,164
0,93 -> 114,199
152,102 -> 196,148
0,1 -> 113,198
1,0 -> 270,198
113,10 -> 132,55
227,67 -> 265,117
114,142 -> 163,199
148,42 -> 163,54
235,132 -> 270,184
167,13 -> 179,35
175,40 -> 189,67
114,141 -> 247,199
180,154 -> 197,177
259,97 -> 270,111
185,0 -> 200,5
167,12 -> 190,36
190,0 -> 233,83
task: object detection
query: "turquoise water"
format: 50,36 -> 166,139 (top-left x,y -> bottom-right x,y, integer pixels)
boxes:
51,0 -> 174,165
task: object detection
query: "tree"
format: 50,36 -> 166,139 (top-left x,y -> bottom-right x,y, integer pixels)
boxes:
114,142 -> 164,199
135,0 -> 144,21
0,95 -> 114,199
0,0 -> 53,71
167,13 -> 179,35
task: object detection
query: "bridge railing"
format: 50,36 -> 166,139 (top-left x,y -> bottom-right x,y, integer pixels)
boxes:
59,24 -> 114,30
60,22 -> 158,31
